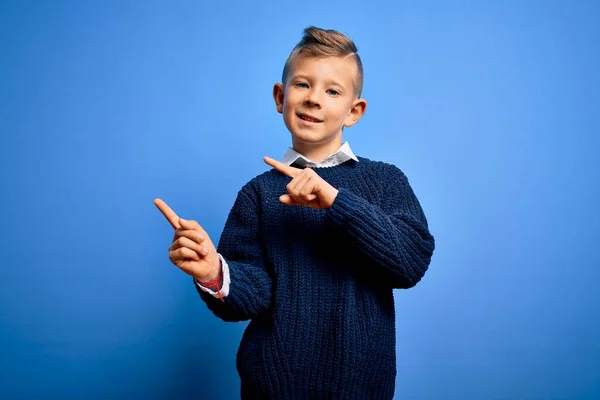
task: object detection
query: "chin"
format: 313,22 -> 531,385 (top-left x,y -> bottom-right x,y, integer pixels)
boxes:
284,118 -> 340,144
290,129 -> 329,144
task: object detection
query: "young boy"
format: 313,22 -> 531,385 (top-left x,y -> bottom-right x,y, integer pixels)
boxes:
155,26 -> 435,399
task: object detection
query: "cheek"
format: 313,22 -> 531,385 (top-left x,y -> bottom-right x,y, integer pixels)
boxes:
330,104 -> 351,122
282,100 -> 297,122
283,94 -> 298,113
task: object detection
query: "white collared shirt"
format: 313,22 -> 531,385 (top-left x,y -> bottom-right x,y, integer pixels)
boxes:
281,141 -> 359,168
196,142 -> 359,298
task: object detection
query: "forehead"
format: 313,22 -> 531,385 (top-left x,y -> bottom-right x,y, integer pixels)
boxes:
288,55 -> 357,88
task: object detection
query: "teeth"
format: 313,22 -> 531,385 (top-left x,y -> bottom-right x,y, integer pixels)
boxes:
300,115 -> 320,122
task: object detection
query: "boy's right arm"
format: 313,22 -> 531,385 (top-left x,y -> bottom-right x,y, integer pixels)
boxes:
194,184 -> 273,322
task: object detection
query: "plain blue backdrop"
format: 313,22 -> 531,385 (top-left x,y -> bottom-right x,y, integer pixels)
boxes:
1,1 -> 599,399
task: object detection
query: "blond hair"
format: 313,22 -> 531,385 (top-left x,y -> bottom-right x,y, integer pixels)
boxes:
281,26 -> 364,97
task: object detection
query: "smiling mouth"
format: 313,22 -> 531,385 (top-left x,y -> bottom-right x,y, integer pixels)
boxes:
297,113 -> 323,123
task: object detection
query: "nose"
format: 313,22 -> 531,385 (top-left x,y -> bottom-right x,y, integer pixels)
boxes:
304,89 -> 321,108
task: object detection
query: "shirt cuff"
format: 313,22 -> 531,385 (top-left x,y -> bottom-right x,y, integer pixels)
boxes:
195,253 -> 231,298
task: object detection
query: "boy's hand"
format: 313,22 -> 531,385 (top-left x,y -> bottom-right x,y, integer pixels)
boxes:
153,198 -> 221,282
264,156 -> 339,209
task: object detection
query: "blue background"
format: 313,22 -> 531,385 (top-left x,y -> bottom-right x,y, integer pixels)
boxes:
1,1 -> 599,399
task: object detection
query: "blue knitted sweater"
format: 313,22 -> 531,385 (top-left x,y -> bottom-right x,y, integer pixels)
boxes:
195,157 -> 435,399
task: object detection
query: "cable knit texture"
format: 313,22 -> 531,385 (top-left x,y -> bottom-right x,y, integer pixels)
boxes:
195,157 -> 435,399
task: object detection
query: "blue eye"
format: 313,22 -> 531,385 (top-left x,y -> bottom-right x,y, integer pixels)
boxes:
327,89 -> 340,96
295,82 -> 309,88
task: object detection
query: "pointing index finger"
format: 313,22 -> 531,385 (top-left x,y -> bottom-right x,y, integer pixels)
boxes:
264,156 -> 300,178
154,198 -> 181,229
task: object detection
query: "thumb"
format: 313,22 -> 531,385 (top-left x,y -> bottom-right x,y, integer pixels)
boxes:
280,194 -> 297,205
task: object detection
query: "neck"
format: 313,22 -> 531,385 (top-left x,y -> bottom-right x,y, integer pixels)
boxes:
291,137 -> 343,164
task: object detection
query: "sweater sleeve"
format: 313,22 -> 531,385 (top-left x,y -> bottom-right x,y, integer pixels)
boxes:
194,183 -> 273,321
325,164 -> 435,289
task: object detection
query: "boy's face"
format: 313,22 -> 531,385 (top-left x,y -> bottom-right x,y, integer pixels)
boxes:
273,55 -> 366,151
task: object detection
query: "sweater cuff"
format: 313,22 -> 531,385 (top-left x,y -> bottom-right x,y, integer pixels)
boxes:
327,187 -> 362,227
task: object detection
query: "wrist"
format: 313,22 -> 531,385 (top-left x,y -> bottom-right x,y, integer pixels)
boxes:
197,258 -> 222,285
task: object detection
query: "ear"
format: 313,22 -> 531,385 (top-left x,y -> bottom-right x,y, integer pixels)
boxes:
273,83 -> 285,114
344,98 -> 367,128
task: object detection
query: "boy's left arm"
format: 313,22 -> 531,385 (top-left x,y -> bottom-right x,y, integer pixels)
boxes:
325,165 -> 435,289
264,157 -> 435,289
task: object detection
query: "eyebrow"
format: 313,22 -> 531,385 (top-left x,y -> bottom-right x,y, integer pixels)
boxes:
291,74 -> 347,89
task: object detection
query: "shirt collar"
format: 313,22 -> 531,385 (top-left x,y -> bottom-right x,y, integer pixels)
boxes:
282,141 -> 359,168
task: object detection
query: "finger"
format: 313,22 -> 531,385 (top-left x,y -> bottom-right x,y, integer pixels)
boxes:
170,247 -> 201,262
264,156 -> 300,178
169,236 -> 207,256
170,236 -> 209,257
279,194 -> 299,205
174,229 -> 205,244
173,259 -> 198,271
286,173 -> 316,203
279,194 -> 313,206
154,198 -> 181,229
298,175 -> 319,201
179,218 -> 205,234
287,172 -> 311,199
